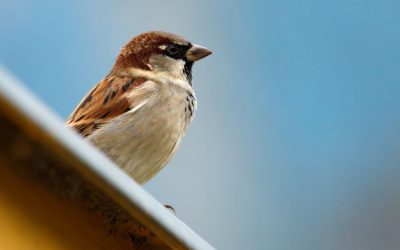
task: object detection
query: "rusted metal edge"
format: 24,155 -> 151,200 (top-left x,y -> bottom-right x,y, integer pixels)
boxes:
0,65 -> 214,250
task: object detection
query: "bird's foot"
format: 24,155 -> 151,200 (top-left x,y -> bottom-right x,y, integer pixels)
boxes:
164,204 -> 176,214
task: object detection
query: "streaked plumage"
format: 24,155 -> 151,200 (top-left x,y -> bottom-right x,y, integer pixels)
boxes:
66,31 -> 211,184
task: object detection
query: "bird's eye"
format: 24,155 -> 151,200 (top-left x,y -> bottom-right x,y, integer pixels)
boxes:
166,44 -> 179,56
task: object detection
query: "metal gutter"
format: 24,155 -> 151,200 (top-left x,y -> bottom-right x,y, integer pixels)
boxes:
0,65 -> 214,250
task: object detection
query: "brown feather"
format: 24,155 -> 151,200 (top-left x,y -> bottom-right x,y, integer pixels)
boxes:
67,31 -> 189,137
111,31 -> 189,73
66,74 -> 146,137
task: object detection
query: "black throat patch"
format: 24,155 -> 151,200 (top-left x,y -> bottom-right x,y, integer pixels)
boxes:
183,60 -> 193,85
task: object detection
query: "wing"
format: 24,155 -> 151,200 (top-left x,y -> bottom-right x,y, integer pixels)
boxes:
66,74 -> 146,137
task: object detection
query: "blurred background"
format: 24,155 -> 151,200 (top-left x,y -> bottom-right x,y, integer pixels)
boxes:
1,0 -> 400,249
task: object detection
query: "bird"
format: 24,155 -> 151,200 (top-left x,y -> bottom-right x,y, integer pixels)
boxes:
66,31 -> 212,185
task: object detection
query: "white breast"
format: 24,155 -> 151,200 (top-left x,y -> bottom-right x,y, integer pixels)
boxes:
88,79 -> 196,184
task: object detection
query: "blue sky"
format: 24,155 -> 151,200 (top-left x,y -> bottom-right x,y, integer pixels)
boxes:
2,1 -> 400,249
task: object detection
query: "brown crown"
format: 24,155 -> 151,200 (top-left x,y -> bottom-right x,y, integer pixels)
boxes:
112,31 -> 190,72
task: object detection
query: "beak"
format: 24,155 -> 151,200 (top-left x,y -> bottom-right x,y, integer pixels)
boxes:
186,44 -> 212,61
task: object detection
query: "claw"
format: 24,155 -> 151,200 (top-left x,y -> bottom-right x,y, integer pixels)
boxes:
164,204 -> 176,214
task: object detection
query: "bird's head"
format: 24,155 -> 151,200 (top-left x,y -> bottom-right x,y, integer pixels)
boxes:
112,31 -> 212,84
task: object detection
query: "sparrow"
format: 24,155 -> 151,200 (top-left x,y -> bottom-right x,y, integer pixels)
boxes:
66,31 -> 212,184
